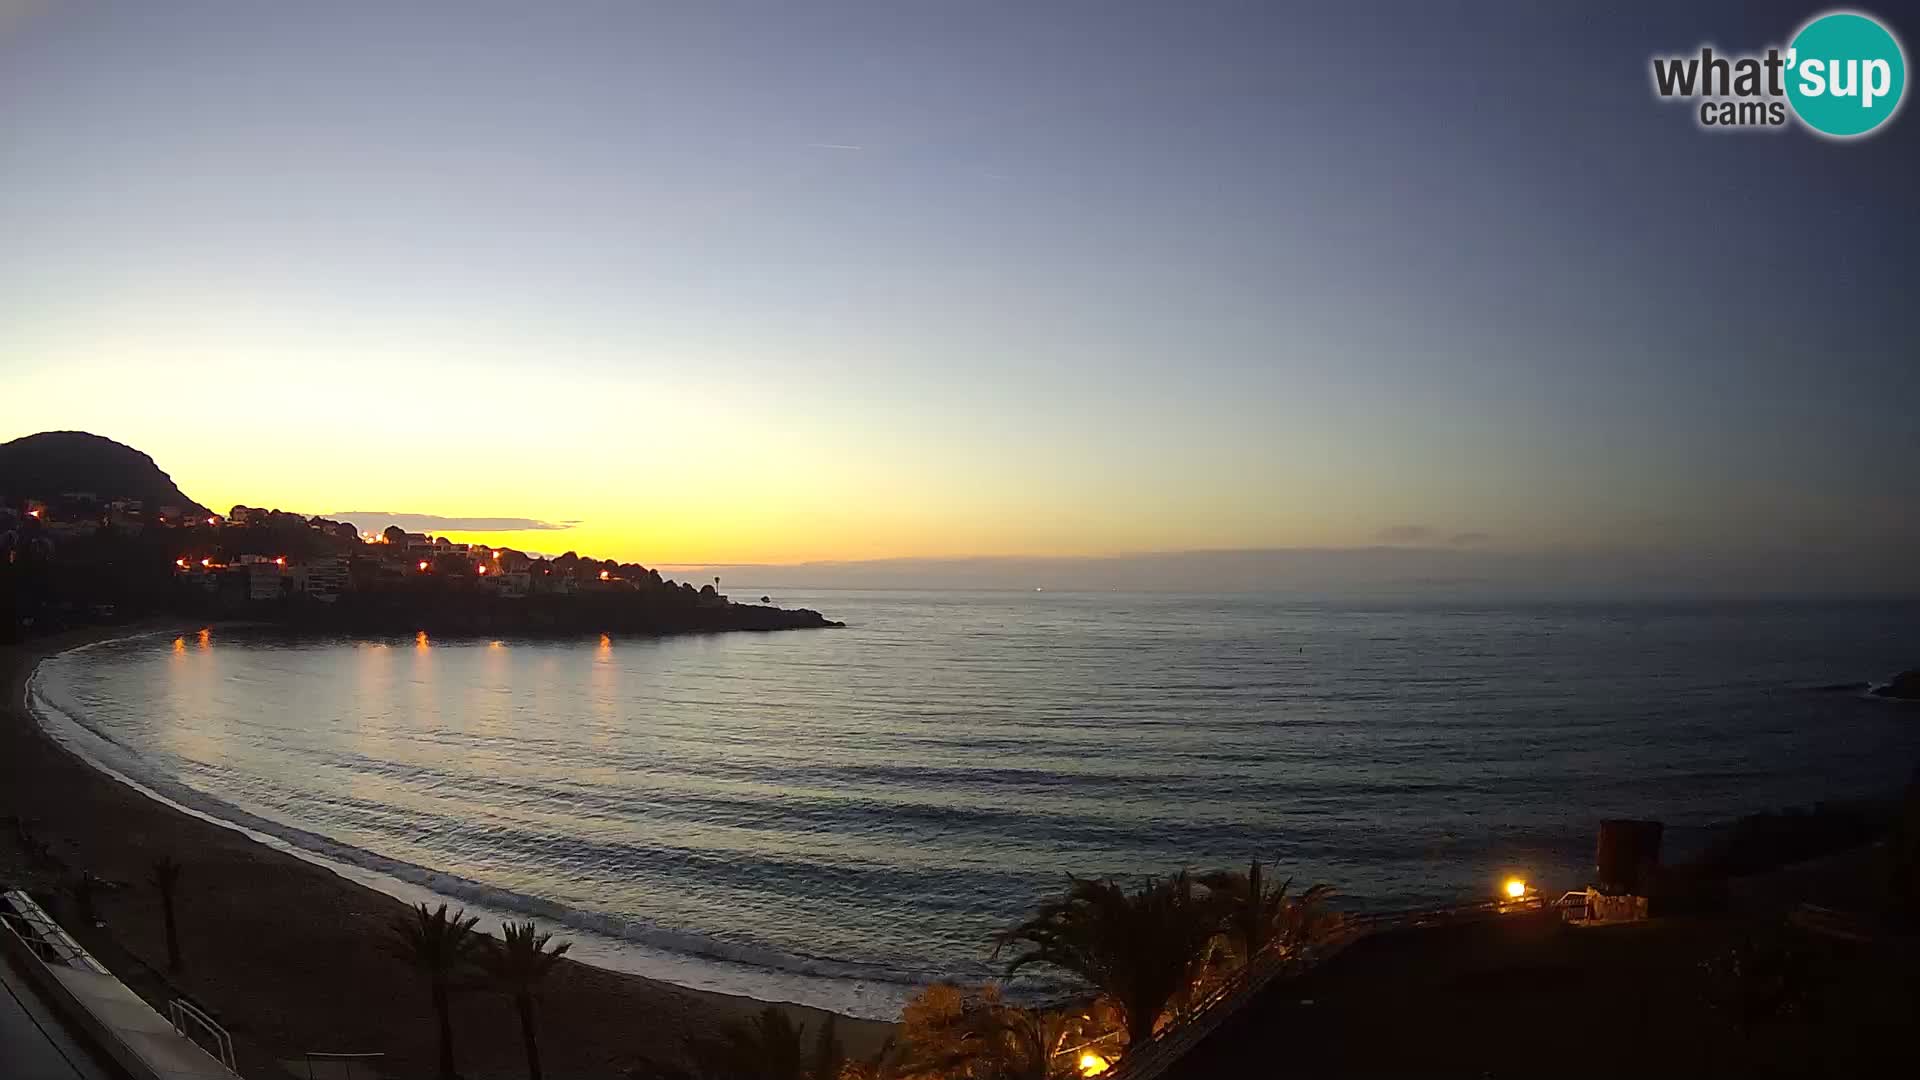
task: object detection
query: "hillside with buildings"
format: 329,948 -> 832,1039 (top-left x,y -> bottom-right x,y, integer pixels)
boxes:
0,431 -> 209,522
0,432 -> 839,640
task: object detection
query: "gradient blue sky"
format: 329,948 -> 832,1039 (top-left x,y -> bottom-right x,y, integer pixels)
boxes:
2,1 -> 1915,581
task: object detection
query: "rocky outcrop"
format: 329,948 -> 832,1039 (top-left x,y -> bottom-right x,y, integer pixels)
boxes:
1872,669 -> 1920,700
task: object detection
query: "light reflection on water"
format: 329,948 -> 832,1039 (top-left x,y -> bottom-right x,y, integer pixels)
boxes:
35,591 -> 1920,1013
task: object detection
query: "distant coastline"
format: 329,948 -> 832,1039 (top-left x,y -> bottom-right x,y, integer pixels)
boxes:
1,431 -> 846,645
224,590 -> 844,639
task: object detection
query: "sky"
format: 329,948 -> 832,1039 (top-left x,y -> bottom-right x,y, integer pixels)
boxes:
2,1 -> 1916,587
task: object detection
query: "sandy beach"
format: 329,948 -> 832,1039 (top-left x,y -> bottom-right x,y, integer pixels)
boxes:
1,623 -> 894,1080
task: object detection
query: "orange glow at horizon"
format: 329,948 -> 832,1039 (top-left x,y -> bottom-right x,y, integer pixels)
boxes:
2,390 -> 1425,568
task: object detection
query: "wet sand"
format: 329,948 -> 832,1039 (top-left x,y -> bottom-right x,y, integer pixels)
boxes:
2,622 -> 893,1080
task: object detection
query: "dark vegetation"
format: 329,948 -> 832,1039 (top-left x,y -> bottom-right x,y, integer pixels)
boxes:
480,921 -> 575,1080
1695,801 -> 1894,879
150,854 -> 183,971
1872,668 -> 1920,699
385,904 -> 582,1080
389,903 -> 486,1080
622,859 -> 1335,1079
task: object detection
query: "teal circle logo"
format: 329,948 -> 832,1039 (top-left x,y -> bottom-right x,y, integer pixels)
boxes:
1786,11 -> 1906,137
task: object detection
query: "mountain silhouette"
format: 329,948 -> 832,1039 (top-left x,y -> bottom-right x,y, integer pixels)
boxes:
0,431 -> 208,513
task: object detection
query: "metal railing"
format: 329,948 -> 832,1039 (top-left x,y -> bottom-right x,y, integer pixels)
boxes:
169,997 -> 238,1072
1096,926 -> 1352,1080
1,889 -> 110,973
299,1051 -> 386,1079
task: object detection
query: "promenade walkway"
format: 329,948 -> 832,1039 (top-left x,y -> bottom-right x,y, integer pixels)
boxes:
3,889 -> 236,1080
1,950 -> 120,1080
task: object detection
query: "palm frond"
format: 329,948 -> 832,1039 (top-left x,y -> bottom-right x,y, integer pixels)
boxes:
388,902 -> 484,977
684,1005 -> 810,1080
480,919 -> 573,991
994,871 -> 1219,1047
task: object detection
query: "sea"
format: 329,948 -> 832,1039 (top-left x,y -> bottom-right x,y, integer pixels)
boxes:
27,590 -> 1920,1019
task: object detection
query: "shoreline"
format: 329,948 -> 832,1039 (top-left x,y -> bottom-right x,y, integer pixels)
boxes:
1,622 -> 895,1079
26,626 -> 919,1019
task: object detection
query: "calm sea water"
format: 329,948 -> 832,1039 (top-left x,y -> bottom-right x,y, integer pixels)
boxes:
29,591 -> 1920,1017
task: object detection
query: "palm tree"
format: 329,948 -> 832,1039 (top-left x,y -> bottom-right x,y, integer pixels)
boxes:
809,1013 -> 844,1080
479,920 -> 572,1080
389,903 -> 483,1080
1198,859 -> 1334,967
149,856 -> 183,971
995,872 -> 1220,1048
683,1005 -> 810,1080
892,986 -> 1095,1080
70,871 -> 98,926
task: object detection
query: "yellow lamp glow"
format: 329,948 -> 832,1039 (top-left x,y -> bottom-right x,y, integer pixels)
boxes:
1505,878 -> 1527,899
1078,1052 -> 1110,1076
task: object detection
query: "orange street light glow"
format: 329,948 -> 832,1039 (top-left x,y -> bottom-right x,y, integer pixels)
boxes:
418,560 -> 430,571
1505,878 -> 1527,899
274,556 -> 286,566
476,564 -> 488,575
1079,1052 -> 1110,1076
200,557 -> 212,567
